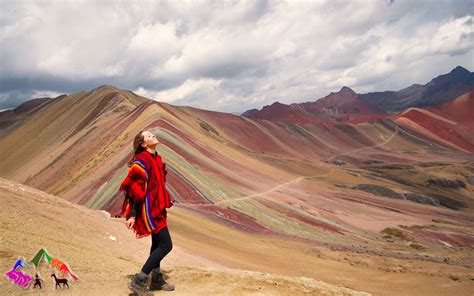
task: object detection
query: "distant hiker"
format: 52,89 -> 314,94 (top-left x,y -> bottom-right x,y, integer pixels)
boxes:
119,130 -> 175,295
33,273 -> 42,289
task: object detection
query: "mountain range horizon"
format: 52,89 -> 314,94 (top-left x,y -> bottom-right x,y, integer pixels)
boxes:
2,66 -> 472,117
0,65 -> 473,295
242,65 -> 473,122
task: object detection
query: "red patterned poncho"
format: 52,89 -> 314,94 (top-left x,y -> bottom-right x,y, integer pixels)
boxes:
119,150 -> 173,238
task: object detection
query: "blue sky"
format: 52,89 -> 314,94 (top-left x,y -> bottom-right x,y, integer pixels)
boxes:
0,0 -> 472,113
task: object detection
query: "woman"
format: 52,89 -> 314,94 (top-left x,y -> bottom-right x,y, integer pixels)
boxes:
119,130 -> 174,295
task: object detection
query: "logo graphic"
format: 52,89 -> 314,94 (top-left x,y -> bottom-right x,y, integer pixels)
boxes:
5,258 -> 31,288
33,273 -> 43,289
4,247 -> 78,290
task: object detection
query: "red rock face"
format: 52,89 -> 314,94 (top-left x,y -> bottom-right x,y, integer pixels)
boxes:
394,91 -> 474,152
242,89 -> 473,152
242,87 -> 386,124
429,91 -> 474,127
249,102 -> 322,124
299,87 -> 386,122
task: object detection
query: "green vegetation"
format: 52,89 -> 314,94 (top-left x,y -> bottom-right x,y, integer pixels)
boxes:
381,227 -> 409,241
352,184 -> 402,199
199,120 -> 219,136
399,224 -> 429,230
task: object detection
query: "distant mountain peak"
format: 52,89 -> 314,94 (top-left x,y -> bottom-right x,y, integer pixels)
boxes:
323,86 -> 358,103
360,66 -> 473,112
339,86 -> 356,95
240,108 -> 259,117
93,85 -> 121,92
451,66 -> 469,74
270,101 -> 285,107
430,65 -> 472,85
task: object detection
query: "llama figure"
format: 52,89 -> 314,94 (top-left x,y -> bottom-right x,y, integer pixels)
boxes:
51,273 -> 69,289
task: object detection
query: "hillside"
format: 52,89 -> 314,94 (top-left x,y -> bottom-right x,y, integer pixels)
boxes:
1,85 -> 474,295
2,178 -> 474,295
395,92 -> 474,152
0,178 -> 372,295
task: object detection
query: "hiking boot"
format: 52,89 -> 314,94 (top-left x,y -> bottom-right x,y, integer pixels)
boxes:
149,268 -> 175,291
129,273 -> 153,296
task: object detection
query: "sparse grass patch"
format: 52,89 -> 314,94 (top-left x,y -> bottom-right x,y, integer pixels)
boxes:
381,227 -> 409,241
399,224 -> 436,230
199,121 -> 219,136
448,274 -> 460,281
409,243 -> 425,250
431,218 -> 457,225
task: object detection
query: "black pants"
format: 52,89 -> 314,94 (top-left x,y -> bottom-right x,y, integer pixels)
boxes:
141,227 -> 173,274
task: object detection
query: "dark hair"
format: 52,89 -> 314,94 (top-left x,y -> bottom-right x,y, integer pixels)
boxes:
128,130 -> 145,167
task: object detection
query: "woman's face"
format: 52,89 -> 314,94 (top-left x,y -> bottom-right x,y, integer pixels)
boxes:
141,131 -> 159,148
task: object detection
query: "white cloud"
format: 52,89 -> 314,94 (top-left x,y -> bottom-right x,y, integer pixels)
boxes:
154,78 -> 221,102
127,22 -> 181,64
32,89 -> 63,99
0,0 -> 473,112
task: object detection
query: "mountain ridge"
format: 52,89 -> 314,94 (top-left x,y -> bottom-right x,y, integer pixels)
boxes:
242,66 -> 473,122
1,84 -> 473,295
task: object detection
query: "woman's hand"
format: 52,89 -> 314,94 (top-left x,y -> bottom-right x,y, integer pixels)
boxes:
126,217 -> 135,229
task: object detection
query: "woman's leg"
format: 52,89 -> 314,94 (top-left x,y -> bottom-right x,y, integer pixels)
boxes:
150,233 -> 158,255
141,227 -> 173,274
